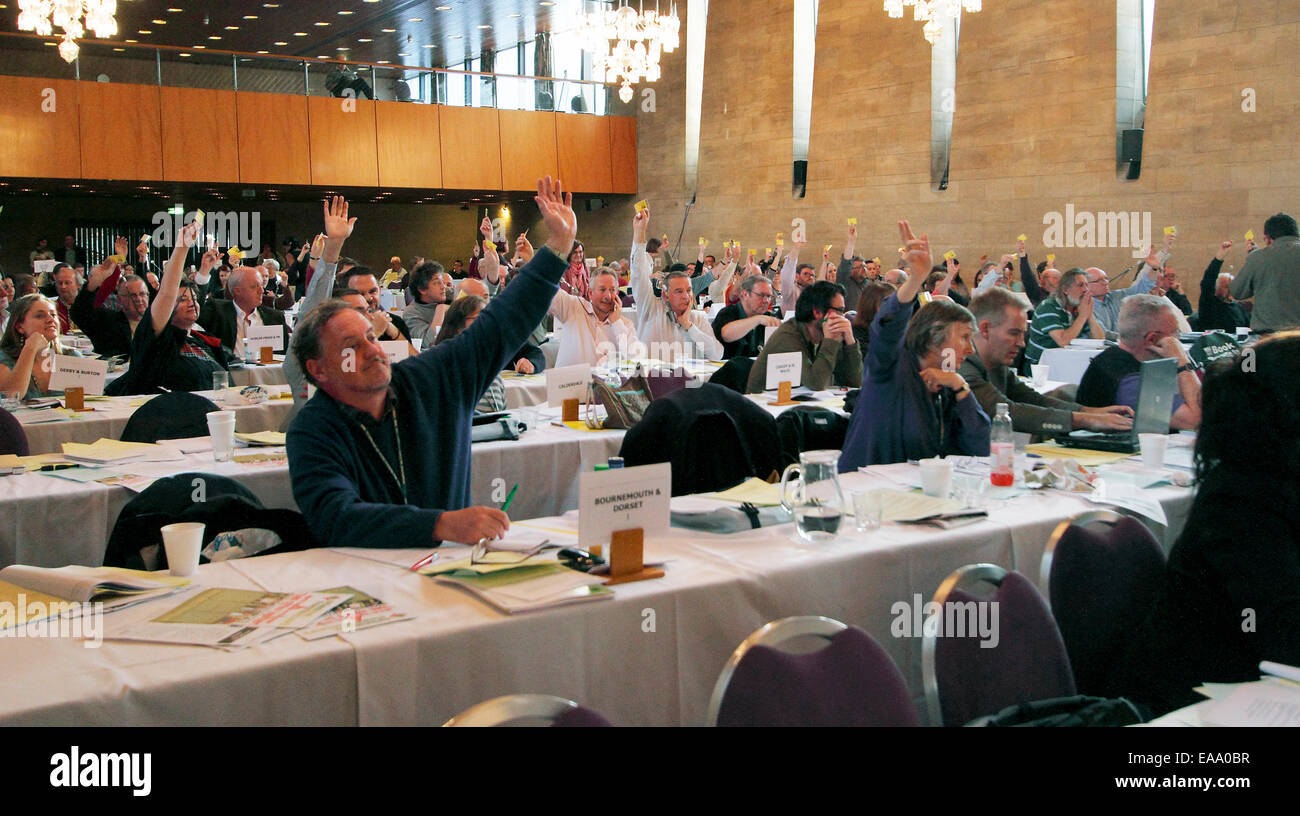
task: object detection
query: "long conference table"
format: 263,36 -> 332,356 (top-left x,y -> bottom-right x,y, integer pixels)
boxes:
0,467 -> 1194,727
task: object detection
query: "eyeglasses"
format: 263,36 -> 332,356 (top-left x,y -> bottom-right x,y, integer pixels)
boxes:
470,537 -> 552,565
825,306 -> 846,315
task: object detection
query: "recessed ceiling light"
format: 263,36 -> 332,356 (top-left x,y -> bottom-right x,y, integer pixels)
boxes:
293,32 -> 307,36
207,35 -> 221,40
358,37 -> 372,42
436,5 -> 451,10
478,24 -> 491,29
151,19 -> 166,24
314,21 -> 330,26
256,50 -> 269,54
167,7 -> 183,12
243,15 -> 258,20
180,52 -> 191,57
381,28 -> 396,32
450,34 -> 462,38
224,25 -> 239,30
377,59 -> 390,64
138,29 -> 152,34
422,44 -> 436,48
509,13 -> 521,17
273,41 -> 287,45
338,10 -> 353,15
337,46 -> 350,51
409,18 -> 423,22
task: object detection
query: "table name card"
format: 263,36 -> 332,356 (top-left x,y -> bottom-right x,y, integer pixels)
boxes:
245,323 -> 284,352
379,340 -> 410,364
546,363 -> 592,407
765,350 -> 802,391
578,462 -> 671,549
49,355 -> 109,396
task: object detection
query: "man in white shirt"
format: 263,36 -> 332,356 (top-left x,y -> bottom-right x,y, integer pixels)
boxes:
548,267 -> 642,368
630,207 -> 723,361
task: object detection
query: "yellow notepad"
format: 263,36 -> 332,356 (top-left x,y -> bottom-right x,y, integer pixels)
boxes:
702,477 -> 783,506
1025,442 -> 1135,467
234,431 -> 287,447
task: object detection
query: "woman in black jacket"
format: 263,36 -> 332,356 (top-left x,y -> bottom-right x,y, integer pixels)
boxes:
1115,331 -> 1300,714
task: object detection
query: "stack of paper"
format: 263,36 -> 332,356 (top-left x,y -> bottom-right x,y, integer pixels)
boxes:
701,477 -> 783,507
234,431 -> 287,447
0,454 -> 25,475
0,565 -> 191,630
296,586 -> 411,640
61,438 -> 159,465
418,534 -> 611,614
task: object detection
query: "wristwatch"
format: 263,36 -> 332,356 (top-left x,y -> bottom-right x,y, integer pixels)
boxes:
1176,362 -> 1197,374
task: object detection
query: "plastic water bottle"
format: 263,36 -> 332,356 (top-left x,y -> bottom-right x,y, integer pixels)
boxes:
990,402 -> 1014,487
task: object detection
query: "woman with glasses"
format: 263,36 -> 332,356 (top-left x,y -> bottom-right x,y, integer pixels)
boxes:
839,222 -> 990,470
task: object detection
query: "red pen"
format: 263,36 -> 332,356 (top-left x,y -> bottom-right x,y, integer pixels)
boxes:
409,551 -> 440,571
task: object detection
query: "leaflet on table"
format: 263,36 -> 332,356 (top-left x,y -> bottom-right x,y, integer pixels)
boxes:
36,466 -> 121,484
107,588 -> 352,648
860,489 -> 970,523
434,563 -> 611,614
10,408 -> 72,425
1197,679 -> 1300,727
234,431 -> 287,447
1083,484 -> 1168,525
61,438 -> 158,465
417,530 -> 556,576
296,586 -> 412,641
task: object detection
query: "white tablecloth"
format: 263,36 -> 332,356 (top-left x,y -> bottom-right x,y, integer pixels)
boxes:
0,415 -> 626,569
15,390 -> 294,455
230,362 -> 288,388
0,468 -> 1195,726
1038,347 -> 1105,385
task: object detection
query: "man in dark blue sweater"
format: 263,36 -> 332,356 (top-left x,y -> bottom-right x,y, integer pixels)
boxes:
287,177 -> 578,548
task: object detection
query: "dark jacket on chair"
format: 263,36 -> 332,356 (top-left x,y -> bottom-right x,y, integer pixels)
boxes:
619,383 -> 782,496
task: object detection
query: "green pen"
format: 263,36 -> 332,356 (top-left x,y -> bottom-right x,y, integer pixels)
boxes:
502,483 -> 519,513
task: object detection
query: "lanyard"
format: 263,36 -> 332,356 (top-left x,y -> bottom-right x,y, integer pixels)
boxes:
356,403 -> 407,504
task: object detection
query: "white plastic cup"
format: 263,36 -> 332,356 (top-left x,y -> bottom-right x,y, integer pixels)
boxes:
1236,326 -> 1250,341
211,371 -> 229,402
919,458 -> 954,499
161,522 -> 205,577
852,490 -> 883,531
1139,433 -> 1168,469
1031,364 -> 1049,389
206,410 -> 237,463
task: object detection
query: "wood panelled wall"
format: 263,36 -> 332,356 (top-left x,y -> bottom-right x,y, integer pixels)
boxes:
0,78 -> 636,194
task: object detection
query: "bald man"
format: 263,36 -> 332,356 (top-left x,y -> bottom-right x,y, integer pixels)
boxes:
198,265 -> 289,357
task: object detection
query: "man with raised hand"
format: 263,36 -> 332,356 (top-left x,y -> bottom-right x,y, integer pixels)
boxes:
284,197 -> 354,424
287,177 -> 577,549
73,255 -> 150,359
630,206 -> 723,361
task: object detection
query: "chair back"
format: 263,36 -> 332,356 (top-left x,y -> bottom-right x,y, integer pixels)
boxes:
709,616 -> 919,727
443,694 -> 612,727
120,391 -> 220,444
775,406 -> 849,468
1040,510 -> 1166,696
0,407 -> 29,455
922,564 -> 1075,726
707,357 -> 754,394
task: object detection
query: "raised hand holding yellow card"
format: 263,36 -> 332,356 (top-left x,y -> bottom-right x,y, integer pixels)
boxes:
943,250 -> 956,261
634,199 -> 648,213
847,217 -> 857,226
1047,253 -> 1056,263
1245,229 -> 1255,240
1017,233 -> 1028,242
1164,226 -> 1177,236
698,237 -> 707,247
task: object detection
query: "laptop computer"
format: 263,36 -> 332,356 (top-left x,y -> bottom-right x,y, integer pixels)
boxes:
1054,357 -> 1178,453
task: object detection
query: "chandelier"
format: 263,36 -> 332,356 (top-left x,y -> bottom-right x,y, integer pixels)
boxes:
576,1 -> 680,104
17,0 -> 119,64
884,0 -> 981,45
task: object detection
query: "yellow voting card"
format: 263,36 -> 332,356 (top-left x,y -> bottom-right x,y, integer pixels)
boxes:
1245,229 -> 1254,241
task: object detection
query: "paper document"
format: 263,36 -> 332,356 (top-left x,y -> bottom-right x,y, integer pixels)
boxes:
1025,442 -> 1136,467
1200,680 -> 1300,727
297,586 -> 411,640
866,489 -> 968,523
235,431 -> 287,447
110,588 -> 351,648
701,477 -> 783,507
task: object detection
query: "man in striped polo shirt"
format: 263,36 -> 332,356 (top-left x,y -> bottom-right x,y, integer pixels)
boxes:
1024,267 -> 1105,367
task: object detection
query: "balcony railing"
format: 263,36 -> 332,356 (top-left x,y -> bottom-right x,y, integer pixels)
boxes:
0,31 -> 616,115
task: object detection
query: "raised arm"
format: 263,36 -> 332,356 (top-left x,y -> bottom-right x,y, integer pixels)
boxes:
1201,241 -> 1231,304
630,206 -> 658,318
150,221 -> 200,333
895,220 -> 930,304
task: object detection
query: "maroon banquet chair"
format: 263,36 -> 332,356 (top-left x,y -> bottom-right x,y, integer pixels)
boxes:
1039,510 -> 1166,697
709,616 -> 920,727
442,694 -> 613,727
922,564 -> 1076,726
0,406 -> 30,456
